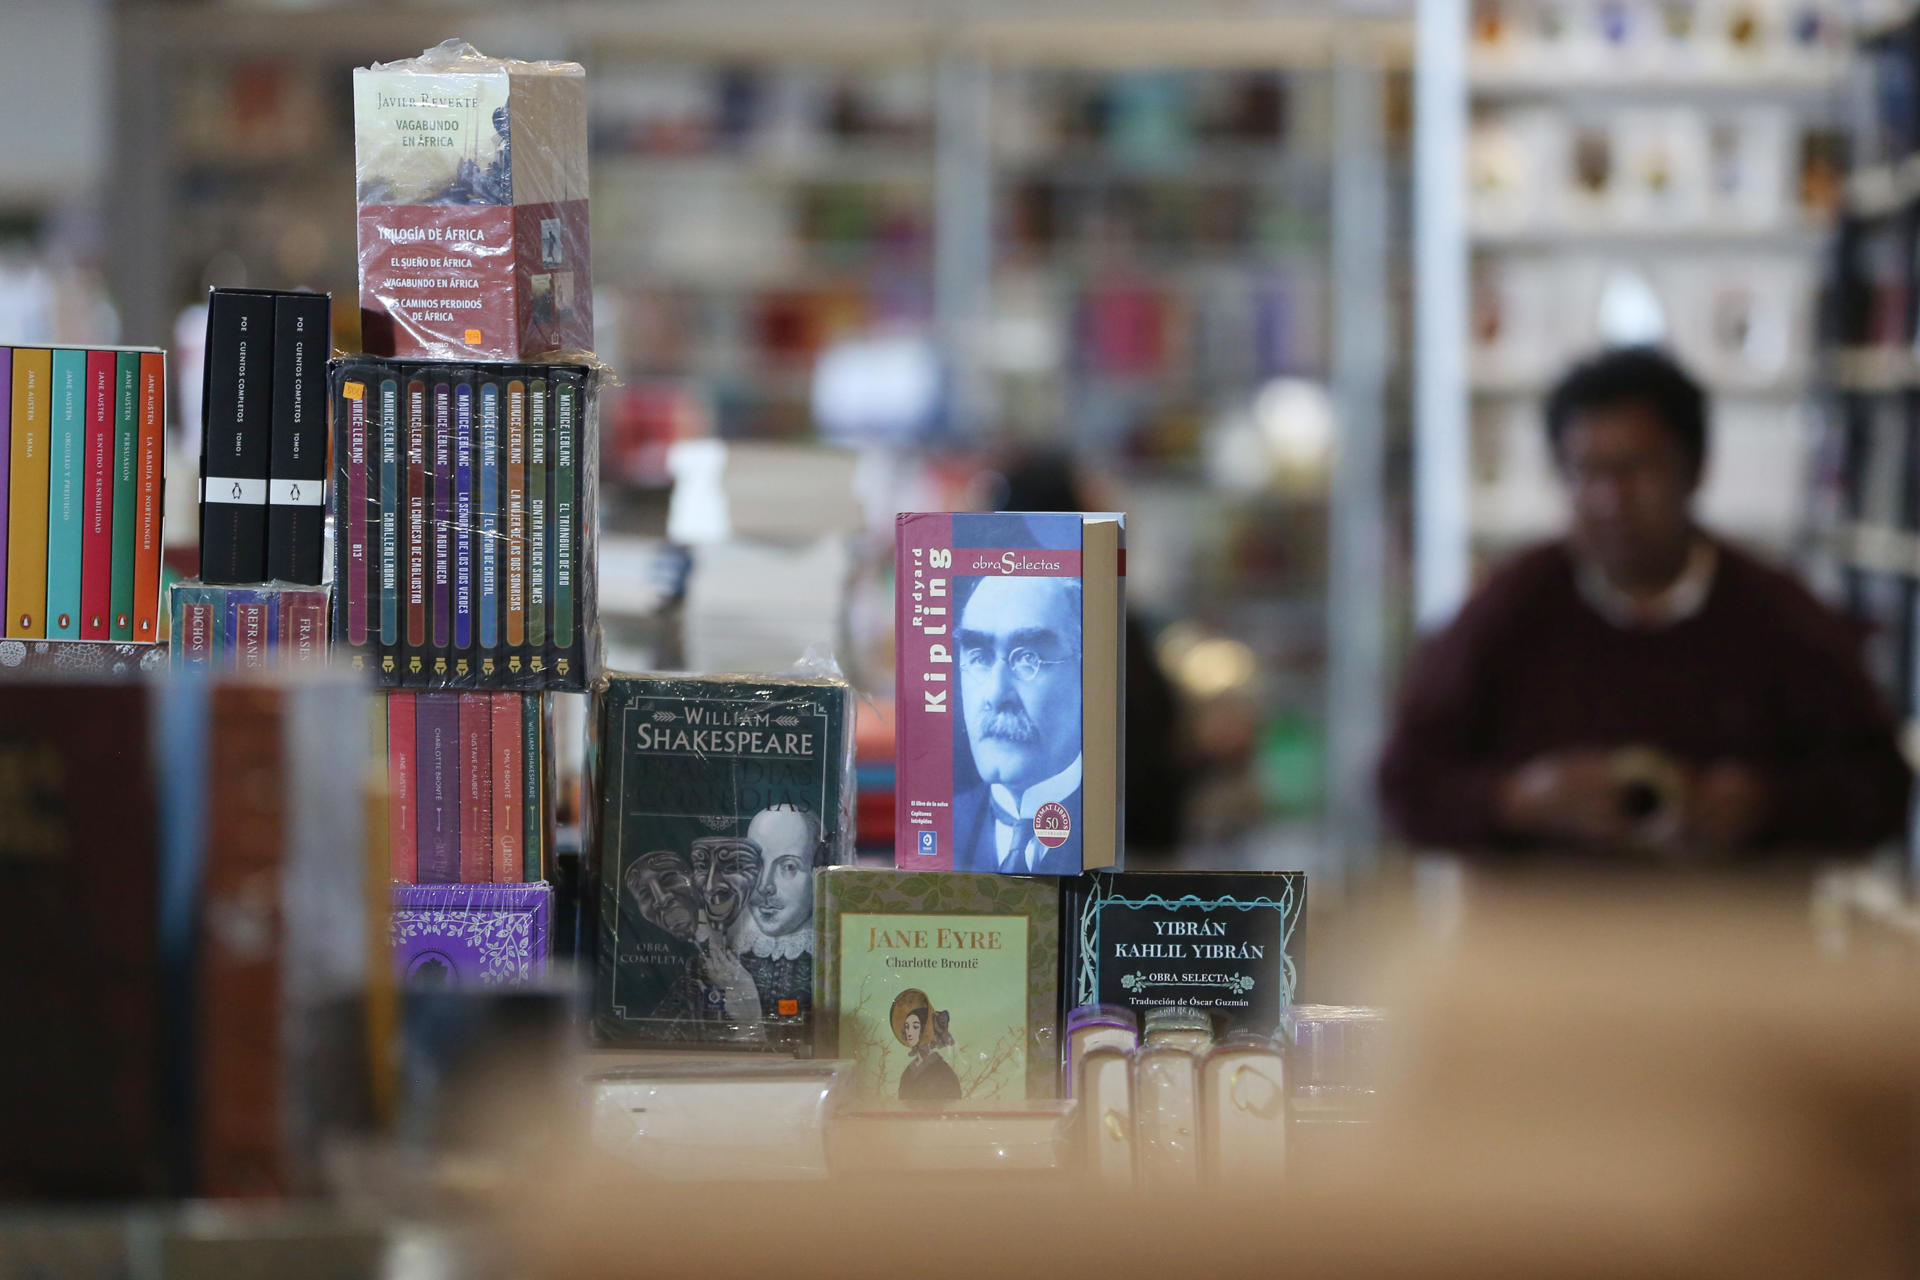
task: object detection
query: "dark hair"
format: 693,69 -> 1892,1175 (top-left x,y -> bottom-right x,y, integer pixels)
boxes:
1544,346 -> 1707,480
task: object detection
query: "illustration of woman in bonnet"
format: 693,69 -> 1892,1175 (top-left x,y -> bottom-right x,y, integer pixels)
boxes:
890,989 -> 963,1102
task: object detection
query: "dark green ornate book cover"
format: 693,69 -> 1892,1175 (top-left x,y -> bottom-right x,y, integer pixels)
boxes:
814,869 -> 1061,1101
591,674 -> 854,1048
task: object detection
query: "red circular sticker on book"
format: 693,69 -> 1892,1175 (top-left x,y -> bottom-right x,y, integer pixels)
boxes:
1033,802 -> 1072,849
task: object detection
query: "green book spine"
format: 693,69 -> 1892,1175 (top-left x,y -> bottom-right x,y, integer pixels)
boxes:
552,376 -> 576,662
44,349 -> 85,638
108,353 -> 139,641
522,692 -> 542,882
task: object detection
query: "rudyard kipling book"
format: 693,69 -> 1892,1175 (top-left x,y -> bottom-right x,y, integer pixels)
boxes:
590,673 -> 855,1049
894,510 -> 1123,876
1064,871 -> 1306,1037
814,869 -> 1061,1102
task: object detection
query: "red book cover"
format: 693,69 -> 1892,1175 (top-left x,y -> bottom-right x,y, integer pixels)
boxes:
133,355 -> 164,642
459,694 -> 493,882
197,684 -> 288,1196
388,692 -> 417,883
281,591 -> 326,667
491,692 -> 521,883
80,351 -> 114,638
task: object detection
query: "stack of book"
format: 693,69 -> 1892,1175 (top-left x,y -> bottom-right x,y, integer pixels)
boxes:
382,691 -> 551,886
2,344 -> 166,643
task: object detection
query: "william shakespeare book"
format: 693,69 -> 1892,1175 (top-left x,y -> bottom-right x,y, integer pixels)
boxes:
590,673 -> 855,1049
813,869 -> 1061,1102
894,511 -> 1123,876
1064,871 -> 1305,1037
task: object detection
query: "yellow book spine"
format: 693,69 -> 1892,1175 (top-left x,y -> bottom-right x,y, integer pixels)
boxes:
7,349 -> 52,638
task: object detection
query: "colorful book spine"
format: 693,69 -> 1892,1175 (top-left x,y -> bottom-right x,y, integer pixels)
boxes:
80,351 -> 114,639
459,694 -> 493,883
505,378 -> 527,681
199,291 -> 274,584
405,379 -> 428,681
451,377 -> 474,684
173,584 -> 218,667
491,693 -> 521,885
0,349 -> 9,617
109,352 -> 138,640
477,377 -> 500,680
227,588 -> 276,672
416,694 -> 460,883
526,377 -> 548,676
551,373 -> 579,684
266,292 -> 330,585
431,379 -> 452,681
46,348 -> 84,638
377,377 -> 400,678
335,375 -> 371,668
7,349 -> 49,638
388,692 -> 417,883
133,354 -> 164,644
523,692 -> 544,882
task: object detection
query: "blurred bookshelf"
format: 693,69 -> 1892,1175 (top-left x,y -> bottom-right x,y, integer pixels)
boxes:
1416,0 -> 1852,604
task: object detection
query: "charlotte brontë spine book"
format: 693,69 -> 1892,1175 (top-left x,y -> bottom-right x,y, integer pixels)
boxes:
450,372 -> 475,687
812,868 -> 1062,1102
404,376 -> 429,683
1063,871 -> 1306,1038
200,290 -> 274,585
7,349 -> 50,637
504,376 -> 528,686
895,511 -> 1122,876
477,372 -> 501,682
590,673 -> 855,1049
46,347 -> 83,637
526,374 -> 548,679
266,292 -> 330,585
329,365 -> 376,674
80,350 -> 113,638
416,692 -> 460,883
110,351 -> 139,640
430,373 -> 453,682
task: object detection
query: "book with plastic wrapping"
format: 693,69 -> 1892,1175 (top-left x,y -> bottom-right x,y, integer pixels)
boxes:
391,882 -> 552,986
588,672 -> 855,1049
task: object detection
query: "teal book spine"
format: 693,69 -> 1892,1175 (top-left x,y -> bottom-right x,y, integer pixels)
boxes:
44,349 -> 86,637
109,353 -> 140,641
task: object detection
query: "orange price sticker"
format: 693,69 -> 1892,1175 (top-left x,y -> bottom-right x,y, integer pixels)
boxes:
464,329 -> 483,345
777,999 -> 800,1017
342,382 -> 364,402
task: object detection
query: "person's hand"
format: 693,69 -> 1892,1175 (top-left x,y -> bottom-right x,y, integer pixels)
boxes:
1681,760 -> 1770,855
1496,751 -> 1634,848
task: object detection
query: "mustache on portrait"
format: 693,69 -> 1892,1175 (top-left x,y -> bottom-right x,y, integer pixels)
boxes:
977,709 -> 1039,743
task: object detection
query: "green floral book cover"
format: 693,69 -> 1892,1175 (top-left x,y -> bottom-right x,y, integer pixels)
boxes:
814,870 -> 1061,1101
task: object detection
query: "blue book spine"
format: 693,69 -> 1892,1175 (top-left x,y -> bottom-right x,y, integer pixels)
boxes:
478,379 -> 500,676
45,349 -> 85,637
453,380 -> 474,675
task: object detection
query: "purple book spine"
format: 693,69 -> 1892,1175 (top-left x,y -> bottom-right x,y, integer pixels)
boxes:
416,693 -> 461,883
431,382 -> 452,659
0,346 -> 11,610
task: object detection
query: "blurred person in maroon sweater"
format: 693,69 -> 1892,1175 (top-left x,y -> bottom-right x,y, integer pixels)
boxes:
1379,347 -> 1910,857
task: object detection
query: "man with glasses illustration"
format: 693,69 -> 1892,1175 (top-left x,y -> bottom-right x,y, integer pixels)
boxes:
951,573 -> 1084,874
